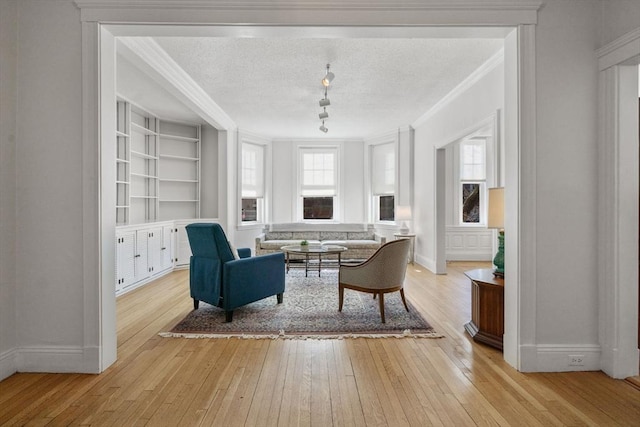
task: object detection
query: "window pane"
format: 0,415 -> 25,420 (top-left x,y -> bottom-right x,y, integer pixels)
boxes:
242,198 -> 257,222
462,183 -> 480,223
303,197 -> 333,220
379,195 -> 395,221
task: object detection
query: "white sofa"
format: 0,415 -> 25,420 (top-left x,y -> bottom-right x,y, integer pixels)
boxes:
255,223 -> 385,261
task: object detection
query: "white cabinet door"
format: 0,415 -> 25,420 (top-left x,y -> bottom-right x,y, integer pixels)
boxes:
160,225 -> 175,271
146,227 -> 162,276
175,224 -> 192,267
116,231 -> 136,291
135,230 -> 150,282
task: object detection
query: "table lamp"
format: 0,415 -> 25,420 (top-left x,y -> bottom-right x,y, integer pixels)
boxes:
487,188 -> 504,277
396,205 -> 412,235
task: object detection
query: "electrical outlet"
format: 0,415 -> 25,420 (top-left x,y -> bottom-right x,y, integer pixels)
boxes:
569,355 -> 585,366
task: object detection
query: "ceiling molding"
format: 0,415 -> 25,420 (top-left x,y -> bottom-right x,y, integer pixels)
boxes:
412,48 -> 504,128
117,37 -> 237,131
76,1 -> 541,25
76,1 -> 543,11
596,27 -> 640,71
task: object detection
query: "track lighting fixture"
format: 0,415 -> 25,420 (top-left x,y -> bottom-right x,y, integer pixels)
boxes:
321,64 -> 334,87
318,64 -> 334,133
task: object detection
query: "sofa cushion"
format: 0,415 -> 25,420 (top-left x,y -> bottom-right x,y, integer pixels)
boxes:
292,231 -> 319,240
265,231 -> 293,240
347,231 -> 375,240
341,239 -> 381,249
319,231 -> 348,240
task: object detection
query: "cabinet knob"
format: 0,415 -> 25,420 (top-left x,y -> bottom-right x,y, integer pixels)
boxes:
135,254 -> 141,258
161,247 -> 166,250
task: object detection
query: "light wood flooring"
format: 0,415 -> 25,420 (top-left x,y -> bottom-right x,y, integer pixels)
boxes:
1,261 -> 639,426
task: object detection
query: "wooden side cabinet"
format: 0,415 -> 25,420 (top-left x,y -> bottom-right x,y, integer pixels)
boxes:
464,268 -> 504,351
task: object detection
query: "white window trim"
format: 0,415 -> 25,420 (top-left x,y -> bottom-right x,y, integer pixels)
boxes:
237,135 -> 270,228
296,144 -> 340,222
455,139 -> 488,226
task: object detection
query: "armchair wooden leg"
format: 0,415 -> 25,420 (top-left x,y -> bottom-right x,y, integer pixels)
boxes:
399,289 -> 409,312
193,299 -> 199,310
338,284 -> 344,312
277,293 -> 283,304
378,292 -> 386,323
225,311 -> 233,322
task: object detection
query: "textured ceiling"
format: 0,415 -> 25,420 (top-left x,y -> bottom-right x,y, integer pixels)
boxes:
151,37 -> 504,139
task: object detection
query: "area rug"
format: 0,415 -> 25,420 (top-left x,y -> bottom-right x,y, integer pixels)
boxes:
160,269 -> 442,339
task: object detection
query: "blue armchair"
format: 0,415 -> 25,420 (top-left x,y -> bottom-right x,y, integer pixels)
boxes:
185,223 -> 286,322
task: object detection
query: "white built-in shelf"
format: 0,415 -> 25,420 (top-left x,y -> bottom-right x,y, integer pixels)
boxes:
130,172 -> 157,179
117,99 -> 201,226
159,154 -> 199,161
159,133 -> 199,143
159,178 -> 198,183
130,122 -> 158,136
131,150 -> 158,160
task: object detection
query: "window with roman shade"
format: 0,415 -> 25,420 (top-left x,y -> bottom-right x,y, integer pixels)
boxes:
299,147 -> 338,220
371,142 -> 396,222
459,139 -> 486,224
241,142 -> 265,222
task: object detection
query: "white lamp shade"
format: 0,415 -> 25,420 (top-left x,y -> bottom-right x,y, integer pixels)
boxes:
487,187 -> 504,229
396,205 -> 412,221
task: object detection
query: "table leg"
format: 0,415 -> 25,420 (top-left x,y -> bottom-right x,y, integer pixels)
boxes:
305,253 -> 309,277
286,252 -> 290,273
319,254 -> 322,277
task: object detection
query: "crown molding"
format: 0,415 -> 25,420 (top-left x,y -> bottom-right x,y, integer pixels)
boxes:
76,1 -> 541,25
76,1 -> 543,12
412,48 -> 504,128
118,37 -> 237,131
596,27 -> 640,71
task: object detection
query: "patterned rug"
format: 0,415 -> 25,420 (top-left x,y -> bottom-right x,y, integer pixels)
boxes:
161,269 -> 442,339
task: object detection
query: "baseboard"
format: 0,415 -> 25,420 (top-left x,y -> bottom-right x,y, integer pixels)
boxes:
519,344 -> 601,372
0,347 -> 18,381
445,253 -> 493,261
16,345 -> 101,374
417,254 -> 437,273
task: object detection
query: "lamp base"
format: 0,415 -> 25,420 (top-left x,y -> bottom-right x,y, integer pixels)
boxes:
399,222 -> 410,235
493,230 -> 504,277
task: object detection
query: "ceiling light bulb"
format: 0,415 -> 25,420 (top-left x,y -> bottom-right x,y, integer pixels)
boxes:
319,98 -> 330,107
321,72 -> 335,87
319,111 -> 329,120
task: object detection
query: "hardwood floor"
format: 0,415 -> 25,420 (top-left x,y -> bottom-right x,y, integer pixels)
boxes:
1,262 -> 639,426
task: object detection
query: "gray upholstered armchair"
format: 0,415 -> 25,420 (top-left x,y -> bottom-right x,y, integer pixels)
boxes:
338,239 -> 411,323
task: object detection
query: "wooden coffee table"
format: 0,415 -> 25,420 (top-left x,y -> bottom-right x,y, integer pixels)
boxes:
281,245 -> 347,277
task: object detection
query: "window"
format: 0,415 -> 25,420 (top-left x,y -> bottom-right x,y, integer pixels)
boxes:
371,142 -> 395,221
379,195 -> 395,221
459,140 -> 486,224
241,142 -> 265,223
299,148 -> 338,220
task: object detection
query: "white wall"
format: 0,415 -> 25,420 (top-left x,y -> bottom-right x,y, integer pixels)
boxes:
413,59 -> 505,270
14,0 -> 86,372
599,0 -> 640,47
0,0 -> 18,379
533,0 -> 600,356
200,124 -> 219,218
